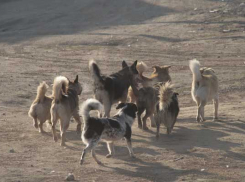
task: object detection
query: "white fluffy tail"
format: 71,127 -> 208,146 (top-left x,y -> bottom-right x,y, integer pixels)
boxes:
189,59 -> 202,82
80,99 -> 104,123
159,82 -> 174,110
52,76 -> 69,101
136,61 -> 148,76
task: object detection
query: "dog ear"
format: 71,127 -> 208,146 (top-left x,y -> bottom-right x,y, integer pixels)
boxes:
116,103 -> 126,109
74,75 -> 78,83
122,60 -> 128,69
130,60 -> 138,74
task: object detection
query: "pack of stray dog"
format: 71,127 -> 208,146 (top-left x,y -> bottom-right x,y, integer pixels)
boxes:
28,59 -> 218,165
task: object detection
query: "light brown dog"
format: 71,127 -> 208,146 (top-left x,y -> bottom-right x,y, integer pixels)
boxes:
28,82 -> 52,133
189,59 -> 218,122
128,62 -> 171,103
50,75 -> 82,146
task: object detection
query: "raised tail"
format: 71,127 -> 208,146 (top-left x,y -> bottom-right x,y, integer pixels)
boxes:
34,81 -> 49,103
136,61 -> 148,76
80,99 -> 104,123
158,81 -> 174,110
189,59 -> 202,82
52,76 -> 69,102
89,60 -> 104,84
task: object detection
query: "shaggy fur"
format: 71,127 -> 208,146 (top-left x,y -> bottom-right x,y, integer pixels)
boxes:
50,75 -> 82,146
189,59 -> 219,122
28,82 -> 52,133
89,60 -> 138,117
154,82 -> 179,138
80,99 -> 137,165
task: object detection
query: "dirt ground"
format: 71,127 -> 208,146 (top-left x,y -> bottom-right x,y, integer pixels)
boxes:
0,0 -> 245,181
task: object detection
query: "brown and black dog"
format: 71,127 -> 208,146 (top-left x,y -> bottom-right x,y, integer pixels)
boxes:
89,60 -> 139,117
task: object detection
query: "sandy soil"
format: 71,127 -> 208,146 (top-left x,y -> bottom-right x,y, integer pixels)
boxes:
0,0 -> 245,181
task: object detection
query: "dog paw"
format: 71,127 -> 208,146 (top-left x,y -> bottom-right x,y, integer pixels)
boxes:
97,161 -> 102,165
80,160 -> 84,165
106,154 -> 112,158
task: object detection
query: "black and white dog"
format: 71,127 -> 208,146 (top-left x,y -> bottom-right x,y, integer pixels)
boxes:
80,99 -> 138,165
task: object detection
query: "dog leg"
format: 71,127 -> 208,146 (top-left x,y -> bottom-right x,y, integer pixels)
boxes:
38,120 -> 45,133
103,102 -> 111,118
198,101 -> 206,122
155,117 -> 160,139
51,108 -> 58,142
126,139 -> 135,158
142,110 -> 152,130
91,149 -> 102,165
80,142 -> 96,165
33,117 -> 38,129
137,107 -> 144,129
150,114 -> 156,128
201,108 -> 205,122
106,142 -> 115,158
213,98 -> 219,120
60,120 -> 69,146
73,112 -> 82,134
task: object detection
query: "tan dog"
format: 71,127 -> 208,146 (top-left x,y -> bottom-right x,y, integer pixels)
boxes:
50,75 -> 82,146
189,59 -> 218,122
28,82 -> 52,133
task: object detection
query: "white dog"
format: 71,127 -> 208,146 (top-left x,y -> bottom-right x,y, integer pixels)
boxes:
189,59 -> 218,122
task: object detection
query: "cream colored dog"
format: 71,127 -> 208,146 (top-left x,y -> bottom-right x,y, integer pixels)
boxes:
50,75 -> 82,146
189,59 -> 218,122
28,82 -> 52,133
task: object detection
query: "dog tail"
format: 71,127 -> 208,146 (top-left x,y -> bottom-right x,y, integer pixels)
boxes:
189,59 -> 202,82
136,61 -> 148,76
34,81 -> 49,103
158,81 -> 174,110
52,76 -> 69,102
80,99 -> 104,123
89,60 -> 104,84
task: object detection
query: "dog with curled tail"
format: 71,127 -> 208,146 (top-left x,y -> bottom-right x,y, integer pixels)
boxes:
80,98 -> 137,165
189,59 -> 219,122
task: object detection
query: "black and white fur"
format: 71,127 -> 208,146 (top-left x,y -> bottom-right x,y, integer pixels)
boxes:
80,99 -> 138,165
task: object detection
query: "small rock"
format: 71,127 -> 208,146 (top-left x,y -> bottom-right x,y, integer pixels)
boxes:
9,149 -> 15,153
31,165 -> 34,167
66,173 -> 75,181
201,169 -> 205,172
50,170 -> 55,173
2,113 -> 6,116
226,165 -> 229,168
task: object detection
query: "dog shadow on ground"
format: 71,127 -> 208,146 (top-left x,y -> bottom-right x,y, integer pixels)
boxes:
140,117 -> 245,162
101,156 -> 212,181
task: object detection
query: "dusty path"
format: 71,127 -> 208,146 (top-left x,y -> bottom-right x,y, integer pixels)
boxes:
0,0 -> 245,181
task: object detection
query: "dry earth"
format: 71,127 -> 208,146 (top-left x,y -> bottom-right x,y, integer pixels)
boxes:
0,0 -> 245,181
